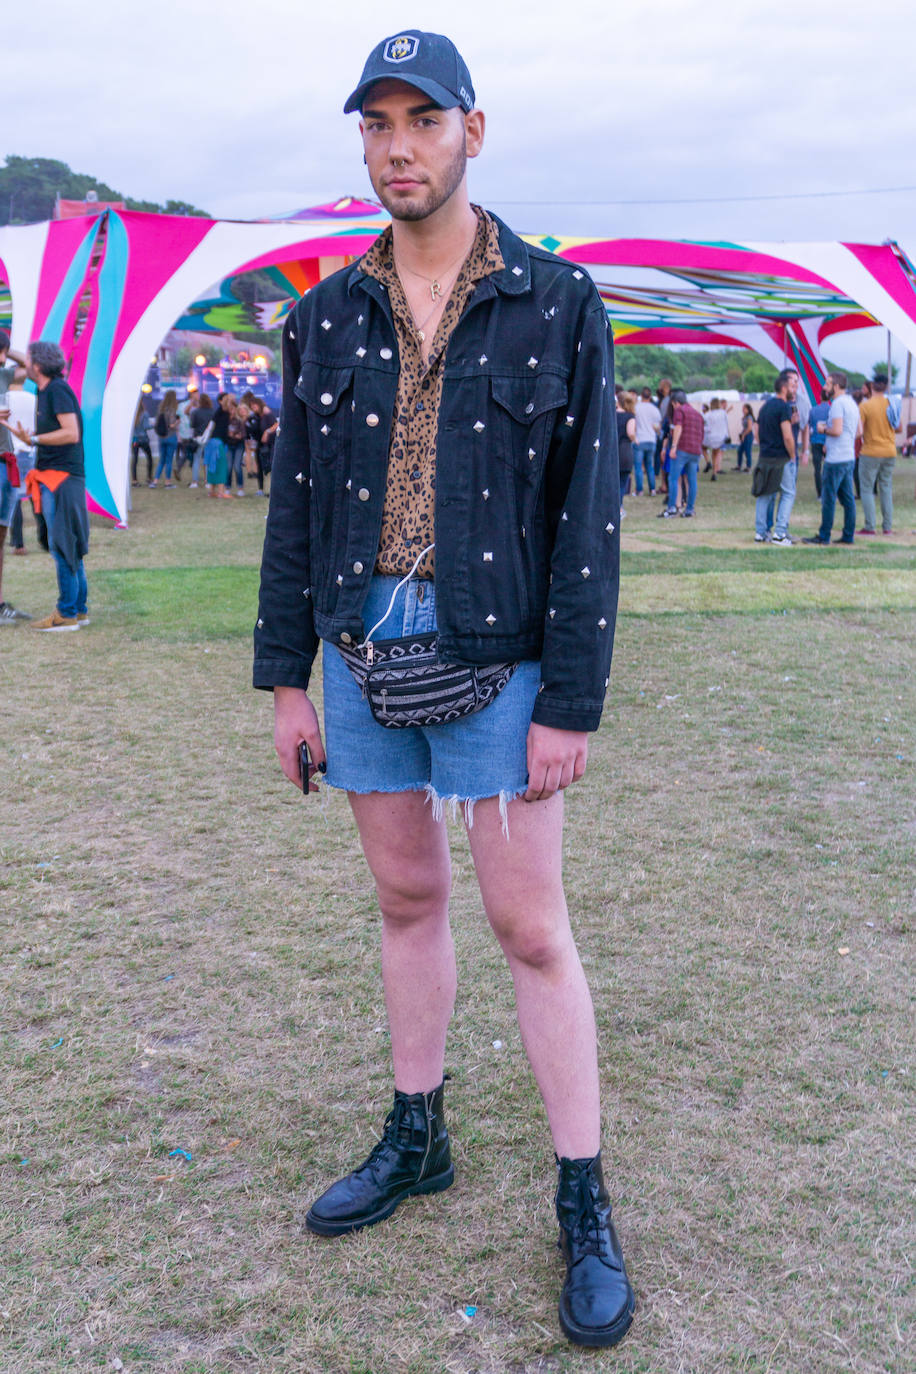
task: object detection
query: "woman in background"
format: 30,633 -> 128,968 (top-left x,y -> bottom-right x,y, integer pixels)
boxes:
703,398 -> 730,480
204,392 -> 232,500
225,395 -> 246,496
131,399 -> 153,487
735,404 -> 755,472
150,390 -> 179,487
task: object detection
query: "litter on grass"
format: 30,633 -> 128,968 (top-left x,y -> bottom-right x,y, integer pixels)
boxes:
168,1148 -> 193,1162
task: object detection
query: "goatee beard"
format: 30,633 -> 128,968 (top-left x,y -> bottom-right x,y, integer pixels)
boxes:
375,144 -> 467,223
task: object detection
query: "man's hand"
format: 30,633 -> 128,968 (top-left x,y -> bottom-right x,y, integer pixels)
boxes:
525,722 -> 588,802
1,416 -> 29,443
273,686 -> 326,792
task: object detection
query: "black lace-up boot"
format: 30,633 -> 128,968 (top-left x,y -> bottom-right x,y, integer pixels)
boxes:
555,1151 -> 635,1347
305,1081 -> 453,1236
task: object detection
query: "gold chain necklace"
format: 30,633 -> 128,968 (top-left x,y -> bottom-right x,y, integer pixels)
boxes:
400,261 -> 466,343
395,242 -> 472,304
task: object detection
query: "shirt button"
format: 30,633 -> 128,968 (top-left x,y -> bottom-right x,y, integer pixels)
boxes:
358,487 -> 370,501
353,561 -> 364,575
320,392 -> 333,405
340,632 -> 352,644
366,413 -> 379,426
380,347 -> 393,360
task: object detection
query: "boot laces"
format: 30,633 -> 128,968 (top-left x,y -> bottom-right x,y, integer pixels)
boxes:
360,1098 -> 413,1180
568,1169 -> 614,1263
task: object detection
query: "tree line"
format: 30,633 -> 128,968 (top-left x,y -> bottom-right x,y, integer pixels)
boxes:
614,344 -> 867,395
0,155 -> 209,225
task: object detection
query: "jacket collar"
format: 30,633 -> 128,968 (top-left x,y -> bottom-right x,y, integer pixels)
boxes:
347,209 -> 531,299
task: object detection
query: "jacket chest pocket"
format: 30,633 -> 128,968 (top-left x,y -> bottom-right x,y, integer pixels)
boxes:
294,363 -> 354,464
491,371 -> 568,479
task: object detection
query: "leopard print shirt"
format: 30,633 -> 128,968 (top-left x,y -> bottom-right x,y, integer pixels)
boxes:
359,207 -> 505,578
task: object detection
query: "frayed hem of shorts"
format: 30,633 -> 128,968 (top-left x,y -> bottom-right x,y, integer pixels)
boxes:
321,779 -> 526,838
423,784 -> 526,839
322,778 -> 427,798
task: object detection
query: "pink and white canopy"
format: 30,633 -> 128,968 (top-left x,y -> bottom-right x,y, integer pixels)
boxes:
1,197 -> 914,523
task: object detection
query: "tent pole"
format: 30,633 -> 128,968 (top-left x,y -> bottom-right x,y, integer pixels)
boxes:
904,351 -> 912,398
886,329 -> 892,388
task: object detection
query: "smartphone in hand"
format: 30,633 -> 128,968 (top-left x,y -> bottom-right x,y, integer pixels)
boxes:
299,740 -> 313,795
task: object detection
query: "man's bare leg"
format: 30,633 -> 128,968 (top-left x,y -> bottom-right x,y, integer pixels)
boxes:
466,791 -> 634,1348
304,788 -> 456,1236
464,792 -> 601,1159
348,789 -> 456,1093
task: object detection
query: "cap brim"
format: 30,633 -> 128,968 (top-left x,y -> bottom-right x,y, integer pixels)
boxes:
344,74 -> 462,114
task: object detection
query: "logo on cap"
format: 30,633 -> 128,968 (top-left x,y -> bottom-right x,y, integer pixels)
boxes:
383,35 -> 418,63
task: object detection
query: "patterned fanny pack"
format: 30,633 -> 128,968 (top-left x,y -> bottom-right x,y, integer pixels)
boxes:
336,547 -> 517,729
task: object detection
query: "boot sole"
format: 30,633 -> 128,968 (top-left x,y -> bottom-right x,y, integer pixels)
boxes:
559,1289 -> 635,1348
304,1165 -> 454,1236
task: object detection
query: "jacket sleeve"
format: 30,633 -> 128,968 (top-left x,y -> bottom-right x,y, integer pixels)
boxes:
531,296 -> 619,732
252,308 -> 319,691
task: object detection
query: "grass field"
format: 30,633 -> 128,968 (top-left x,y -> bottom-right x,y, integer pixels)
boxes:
1,463 -> 914,1373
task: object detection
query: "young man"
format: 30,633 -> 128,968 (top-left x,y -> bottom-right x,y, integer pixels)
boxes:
751,369 -> 797,544
659,388 -> 703,517
0,330 -> 31,622
7,341 -> 90,629
633,386 -> 660,495
857,374 -> 900,534
803,371 -> 859,545
253,31 -> 634,1350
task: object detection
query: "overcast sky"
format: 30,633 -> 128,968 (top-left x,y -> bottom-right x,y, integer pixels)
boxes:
8,0 -> 916,372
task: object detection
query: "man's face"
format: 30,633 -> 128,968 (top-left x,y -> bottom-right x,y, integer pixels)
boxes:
785,372 -> 799,401
359,79 -> 482,223
824,378 -> 835,400
25,352 -> 41,383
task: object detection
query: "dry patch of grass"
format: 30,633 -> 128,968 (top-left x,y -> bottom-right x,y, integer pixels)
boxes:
622,567 -> 916,614
1,479 -> 913,1372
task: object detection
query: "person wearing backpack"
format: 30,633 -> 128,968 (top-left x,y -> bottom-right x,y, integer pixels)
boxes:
150,391 -> 179,487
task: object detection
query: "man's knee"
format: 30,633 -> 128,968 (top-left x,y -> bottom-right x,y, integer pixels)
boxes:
375,864 -> 451,926
490,907 -> 571,970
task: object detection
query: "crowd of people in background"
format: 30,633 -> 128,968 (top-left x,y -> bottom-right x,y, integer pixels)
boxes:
1,330 -> 911,634
132,388 -> 277,498
613,368 -> 906,541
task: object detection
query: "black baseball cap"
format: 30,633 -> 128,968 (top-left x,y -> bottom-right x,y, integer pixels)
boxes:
344,31 -> 475,115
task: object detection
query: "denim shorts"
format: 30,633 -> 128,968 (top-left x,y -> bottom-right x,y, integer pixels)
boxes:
321,575 -> 541,820
0,460 -> 19,527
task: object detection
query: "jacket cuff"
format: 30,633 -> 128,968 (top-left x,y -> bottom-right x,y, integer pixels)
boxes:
252,656 -> 315,692
531,692 -> 604,733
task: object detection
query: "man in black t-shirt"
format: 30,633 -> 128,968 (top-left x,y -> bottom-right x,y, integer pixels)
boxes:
0,329 -> 31,622
752,369 -> 797,545
8,340 -> 90,630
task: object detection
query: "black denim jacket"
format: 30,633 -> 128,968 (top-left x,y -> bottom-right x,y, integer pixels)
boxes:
253,214 -> 619,732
